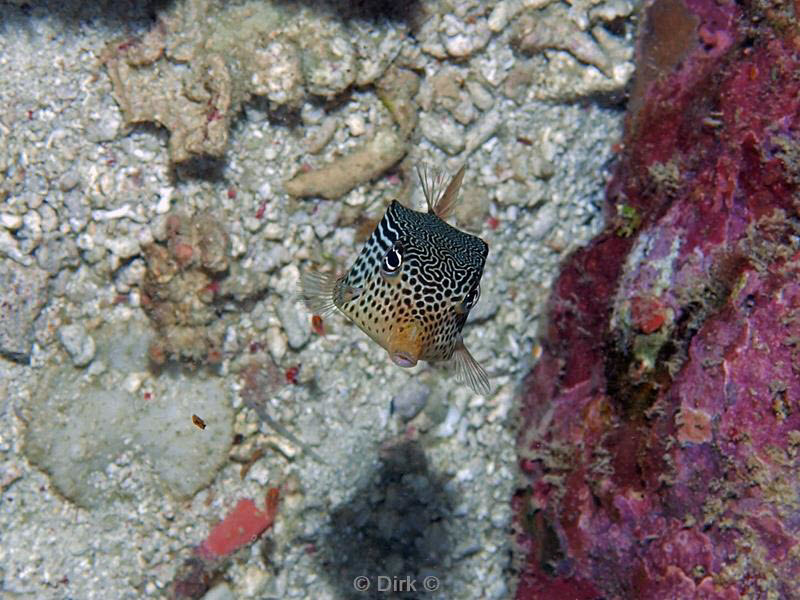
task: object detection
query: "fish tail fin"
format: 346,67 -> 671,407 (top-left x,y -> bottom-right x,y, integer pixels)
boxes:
417,163 -> 465,219
298,267 -> 339,317
451,337 -> 490,396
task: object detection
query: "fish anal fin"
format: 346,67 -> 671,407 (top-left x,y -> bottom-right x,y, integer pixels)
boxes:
451,337 -> 490,396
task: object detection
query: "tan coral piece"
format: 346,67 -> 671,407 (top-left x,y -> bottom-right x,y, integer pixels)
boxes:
284,129 -> 407,199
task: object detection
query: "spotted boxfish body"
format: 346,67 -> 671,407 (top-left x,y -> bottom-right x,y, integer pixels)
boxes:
301,165 -> 490,395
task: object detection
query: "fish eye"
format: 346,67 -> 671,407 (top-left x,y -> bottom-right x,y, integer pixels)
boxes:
381,245 -> 403,276
461,284 -> 481,311
454,284 -> 480,314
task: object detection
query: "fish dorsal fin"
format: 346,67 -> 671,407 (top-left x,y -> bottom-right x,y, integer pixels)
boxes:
417,164 -> 465,219
451,337 -> 490,396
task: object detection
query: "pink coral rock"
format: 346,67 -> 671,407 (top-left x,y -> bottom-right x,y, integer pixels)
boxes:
514,0 -> 800,598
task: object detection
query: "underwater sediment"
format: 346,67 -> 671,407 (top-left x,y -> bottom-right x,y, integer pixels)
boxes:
515,0 -> 800,598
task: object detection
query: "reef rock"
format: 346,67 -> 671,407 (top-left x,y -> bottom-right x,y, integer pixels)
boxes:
514,0 -> 800,598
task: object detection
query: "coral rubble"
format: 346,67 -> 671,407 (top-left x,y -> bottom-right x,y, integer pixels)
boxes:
102,0 -> 406,164
141,212 -> 231,366
514,0 -> 800,598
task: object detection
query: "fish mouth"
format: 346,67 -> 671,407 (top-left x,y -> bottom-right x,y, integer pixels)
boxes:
390,351 -> 418,368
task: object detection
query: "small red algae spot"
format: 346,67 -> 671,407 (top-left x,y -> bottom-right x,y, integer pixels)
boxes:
148,342 -> 167,365
116,37 -> 138,52
301,162 -> 313,173
227,186 -> 237,199
255,200 -> 267,219
311,315 -> 324,335
631,295 -> 668,334
143,391 -> 152,401
27,109 -> 34,120
487,216 -> 500,230
205,280 -> 220,295
207,109 -> 222,122
199,497 -> 277,559
207,347 -> 223,364
173,242 -> 194,266
285,365 -> 300,384
611,141 -> 624,153
113,294 -> 129,305
249,341 -> 264,354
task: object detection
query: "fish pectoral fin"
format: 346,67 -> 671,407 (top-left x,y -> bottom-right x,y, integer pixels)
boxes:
451,338 -> 490,396
298,267 -> 340,316
341,285 -> 362,303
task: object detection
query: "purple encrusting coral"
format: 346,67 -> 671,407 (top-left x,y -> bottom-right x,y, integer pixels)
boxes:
514,0 -> 800,598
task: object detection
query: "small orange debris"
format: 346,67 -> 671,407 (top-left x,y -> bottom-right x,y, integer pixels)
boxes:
265,487 -> 280,518
237,448 -> 265,480
192,414 -> 206,430
311,315 -> 324,335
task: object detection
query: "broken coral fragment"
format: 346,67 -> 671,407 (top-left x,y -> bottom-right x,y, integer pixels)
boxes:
198,489 -> 280,559
172,488 -> 279,597
284,129 -> 407,199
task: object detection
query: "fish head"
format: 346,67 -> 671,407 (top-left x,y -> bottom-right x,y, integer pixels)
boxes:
336,200 -> 488,364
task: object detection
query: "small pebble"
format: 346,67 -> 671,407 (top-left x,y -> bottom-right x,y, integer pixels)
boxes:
435,404 -> 462,438
277,300 -> 310,350
345,114 -> 366,137
266,325 -> 288,362
466,79 -> 494,111
58,169 -> 80,192
391,381 -> 431,421
58,323 -> 96,367
0,213 -> 23,230
529,203 -> 558,240
202,582 -> 235,600
419,113 -> 465,155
